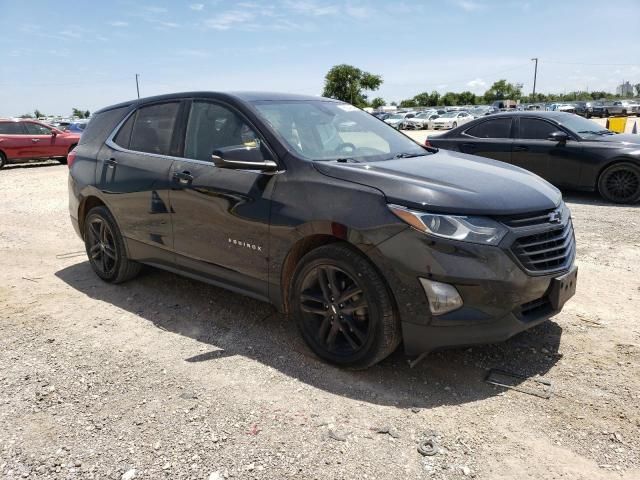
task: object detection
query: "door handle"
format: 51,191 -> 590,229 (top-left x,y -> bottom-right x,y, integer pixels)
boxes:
31,138 -> 41,143
513,145 -> 529,152
106,158 -> 118,168
173,170 -> 193,186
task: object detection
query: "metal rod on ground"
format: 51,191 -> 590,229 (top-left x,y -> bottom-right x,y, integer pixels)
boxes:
135,73 -> 140,99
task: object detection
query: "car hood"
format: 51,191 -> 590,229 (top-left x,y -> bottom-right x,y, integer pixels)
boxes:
432,117 -> 453,122
587,133 -> 640,145
314,150 -> 561,215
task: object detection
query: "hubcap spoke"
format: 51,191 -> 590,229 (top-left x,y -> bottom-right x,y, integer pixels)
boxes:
103,245 -> 117,261
317,268 -> 332,303
341,299 -> 367,315
301,304 -> 328,315
337,286 -> 362,304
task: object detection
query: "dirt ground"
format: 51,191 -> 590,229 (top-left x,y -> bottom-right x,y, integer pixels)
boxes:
0,162 -> 639,480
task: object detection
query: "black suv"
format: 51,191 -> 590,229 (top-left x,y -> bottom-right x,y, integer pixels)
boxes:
68,92 -> 577,369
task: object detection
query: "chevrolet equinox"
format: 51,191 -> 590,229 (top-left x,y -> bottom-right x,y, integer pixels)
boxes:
68,92 -> 577,369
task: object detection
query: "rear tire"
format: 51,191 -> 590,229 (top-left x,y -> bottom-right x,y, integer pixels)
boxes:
290,244 -> 401,369
598,162 -> 640,204
84,206 -> 141,283
0,151 -> 6,169
452,122 -> 457,129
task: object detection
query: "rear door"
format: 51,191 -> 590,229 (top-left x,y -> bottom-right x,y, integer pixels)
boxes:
456,117 -> 513,162
169,99 -> 276,299
99,101 -> 183,265
514,117 -> 583,185
0,121 -> 29,160
23,122 -> 67,158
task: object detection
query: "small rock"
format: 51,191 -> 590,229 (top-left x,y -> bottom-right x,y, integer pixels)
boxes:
208,472 -> 224,480
328,429 -> 348,442
121,469 -> 136,480
461,465 -> 471,476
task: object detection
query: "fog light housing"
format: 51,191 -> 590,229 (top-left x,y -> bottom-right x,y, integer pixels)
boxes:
419,278 -> 463,316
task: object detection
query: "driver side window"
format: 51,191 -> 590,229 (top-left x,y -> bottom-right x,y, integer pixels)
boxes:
25,123 -> 52,135
184,101 -> 262,162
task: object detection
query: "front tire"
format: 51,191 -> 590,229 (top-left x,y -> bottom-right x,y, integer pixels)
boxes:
598,162 -> 640,204
451,122 -> 457,129
84,206 -> 141,283
0,151 -> 6,169
290,244 -> 401,369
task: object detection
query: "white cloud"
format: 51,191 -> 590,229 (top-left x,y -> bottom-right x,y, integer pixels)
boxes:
204,10 -> 255,30
346,4 -> 369,19
467,78 -> 486,89
144,6 -> 168,13
108,21 -> 129,27
189,3 -> 204,10
283,0 -> 339,16
455,0 -> 483,12
59,29 -> 82,39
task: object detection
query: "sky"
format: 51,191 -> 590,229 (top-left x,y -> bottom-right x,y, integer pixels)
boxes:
1,0 -> 639,117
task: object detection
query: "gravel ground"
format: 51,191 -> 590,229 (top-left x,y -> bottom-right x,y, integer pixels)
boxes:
0,162 -> 639,480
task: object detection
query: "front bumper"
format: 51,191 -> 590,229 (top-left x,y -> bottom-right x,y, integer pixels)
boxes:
367,223 -> 577,355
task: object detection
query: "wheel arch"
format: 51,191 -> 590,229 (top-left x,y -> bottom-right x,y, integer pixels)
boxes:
77,195 -> 107,239
595,157 -> 640,189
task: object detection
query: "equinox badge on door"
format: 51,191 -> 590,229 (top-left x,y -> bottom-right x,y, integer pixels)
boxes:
228,238 -> 263,252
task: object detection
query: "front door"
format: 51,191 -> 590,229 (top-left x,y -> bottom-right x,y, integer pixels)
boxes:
0,121 -> 30,160
23,122 -> 67,158
98,101 -> 182,265
169,100 -> 276,300
513,117 -> 582,186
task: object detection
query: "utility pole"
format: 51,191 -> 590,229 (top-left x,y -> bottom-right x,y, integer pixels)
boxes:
135,74 -> 140,99
531,58 -> 538,102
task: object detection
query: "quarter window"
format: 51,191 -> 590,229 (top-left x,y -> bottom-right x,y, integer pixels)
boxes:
519,118 -> 558,140
24,123 -> 52,135
113,113 -> 135,149
184,101 -> 262,161
0,122 -> 24,134
465,118 -> 512,139
128,102 -> 180,155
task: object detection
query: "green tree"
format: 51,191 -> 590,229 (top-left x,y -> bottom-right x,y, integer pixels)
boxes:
322,64 -> 383,107
457,91 -> 476,105
399,99 -> 417,108
441,92 -> 459,106
390,101 -> 398,106
72,108 -> 88,118
33,109 -> 44,118
85,110 -> 91,118
20,113 -> 34,118
370,97 -> 386,109
483,79 -> 522,102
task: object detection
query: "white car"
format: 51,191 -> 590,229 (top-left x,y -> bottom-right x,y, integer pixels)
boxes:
384,112 -> 417,129
405,110 -> 440,130
430,111 -> 473,130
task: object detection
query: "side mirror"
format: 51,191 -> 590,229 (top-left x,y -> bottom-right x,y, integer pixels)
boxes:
51,130 -> 58,136
212,145 -> 278,172
547,131 -> 569,143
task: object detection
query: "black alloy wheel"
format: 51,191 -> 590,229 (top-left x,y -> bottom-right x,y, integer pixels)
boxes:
0,151 -> 6,169
291,244 -> 400,369
84,206 -> 141,283
598,163 -> 640,204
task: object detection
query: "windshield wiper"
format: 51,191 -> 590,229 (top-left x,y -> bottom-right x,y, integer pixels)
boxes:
577,130 -> 614,136
335,157 -> 361,163
393,152 -> 425,158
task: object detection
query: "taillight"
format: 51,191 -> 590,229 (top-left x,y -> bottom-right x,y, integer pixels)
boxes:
67,148 -> 77,169
424,139 -> 432,147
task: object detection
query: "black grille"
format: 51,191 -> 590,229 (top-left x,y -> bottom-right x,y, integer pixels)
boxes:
511,220 -> 575,273
498,208 -> 556,228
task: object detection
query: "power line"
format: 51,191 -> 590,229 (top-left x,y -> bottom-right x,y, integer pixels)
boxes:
542,61 -> 640,66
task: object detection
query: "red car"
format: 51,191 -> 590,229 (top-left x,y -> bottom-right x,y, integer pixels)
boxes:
0,119 -> 80,169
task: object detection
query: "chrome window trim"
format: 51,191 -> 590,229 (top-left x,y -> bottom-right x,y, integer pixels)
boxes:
105,107 -> 283,174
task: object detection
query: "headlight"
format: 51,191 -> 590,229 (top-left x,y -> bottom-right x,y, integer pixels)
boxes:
388,204 -> 508,245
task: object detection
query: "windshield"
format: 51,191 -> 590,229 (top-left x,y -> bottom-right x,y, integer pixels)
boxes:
416,112 -> 435,118
252,100 -> 427,162
555,113 -> 613,137
388,114 -> 404,119
438,112 -> 458,118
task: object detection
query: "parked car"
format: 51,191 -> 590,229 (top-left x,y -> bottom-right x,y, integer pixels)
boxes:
65,121 -> 89,133
427,111 -> 640,203
589,101 -> 606,118
603,100 -> 638,117
68,91 -> 577,368
430,111 -> 473,130
548,103 -> 576,114
0,118 -> 80,168
384,111 -> 416,129
404,110 -> 439,130
468,106 -> 494,118
572,101 -> 598,118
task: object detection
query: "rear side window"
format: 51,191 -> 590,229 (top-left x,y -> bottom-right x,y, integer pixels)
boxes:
79,106 -> 130,147
113,113 -> 135,149
519,118 -> 558,140
128,102 -> 180,155
465,118 -> 512,139
0,122 -> 24,134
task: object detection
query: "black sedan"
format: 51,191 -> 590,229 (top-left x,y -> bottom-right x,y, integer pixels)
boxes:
427,111 -> 640,203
